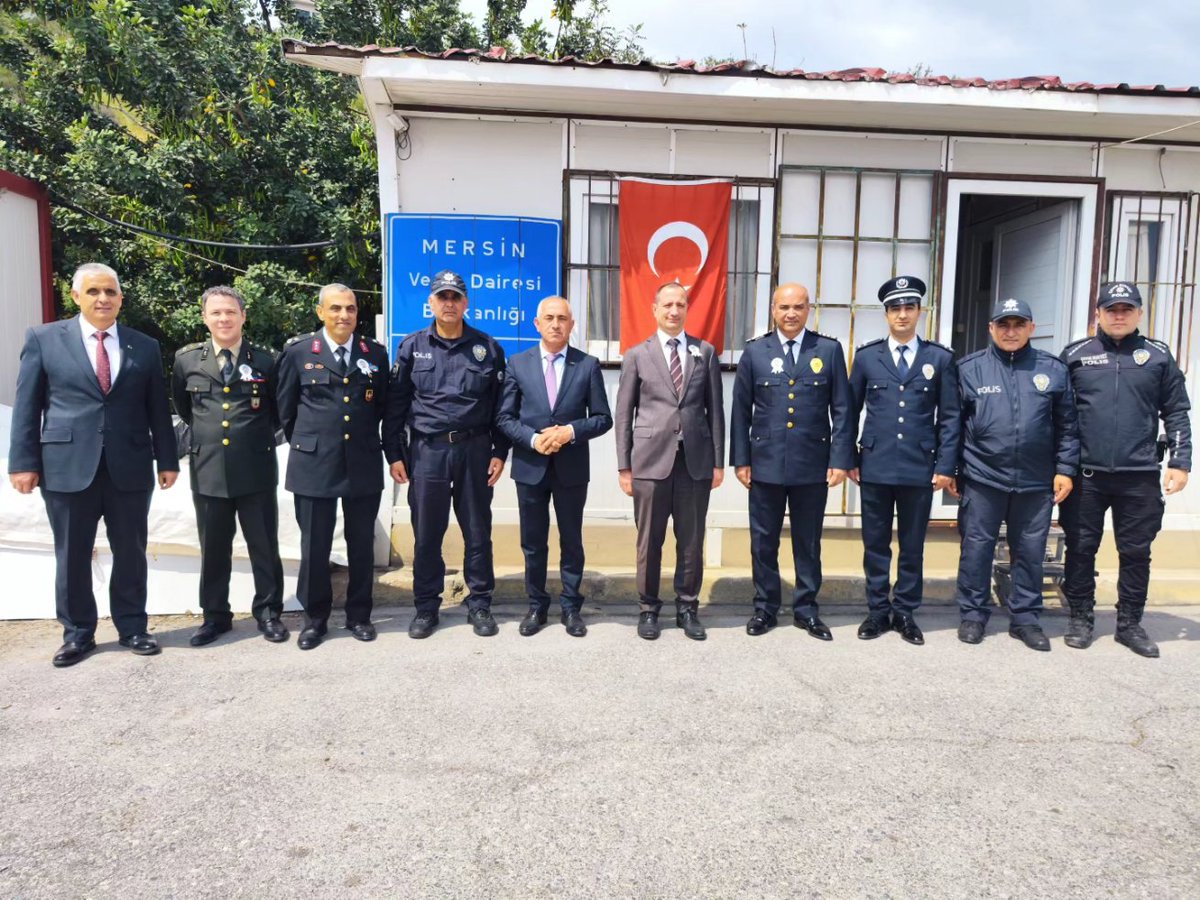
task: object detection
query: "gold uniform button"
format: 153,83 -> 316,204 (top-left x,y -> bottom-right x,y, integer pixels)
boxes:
788,379 -> 795,386
343,377 -> 350,385
222,402 -> 230,410
788,393 -> 795,399
344,415 -> 350,422
788,407 -> 795,414
221,421 -> 229,428
221,438 -> 230,446
343,396 -> 350,403
343,433 -> 350,440
223,386 -> 230,394
787,422 -> 794,429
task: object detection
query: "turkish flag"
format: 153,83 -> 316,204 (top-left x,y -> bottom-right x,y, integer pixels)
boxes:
618,179 -> 731,354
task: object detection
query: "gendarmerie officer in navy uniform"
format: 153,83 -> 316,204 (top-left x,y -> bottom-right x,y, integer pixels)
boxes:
848,276 -> 960,645
730,282 -> 855,639
274,283 -> 390,650
384,270 -> 511,639
954,298 -> 1079,651
171,286 -> 287,646
1059,282 -> 1191,658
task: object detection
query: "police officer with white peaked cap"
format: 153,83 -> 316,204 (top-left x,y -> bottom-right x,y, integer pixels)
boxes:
1058,282 -> 1191,657
848,276 -> 960,645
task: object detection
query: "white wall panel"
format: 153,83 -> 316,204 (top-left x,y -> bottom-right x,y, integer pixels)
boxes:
673,128 -> 773,177
1102,146 -> 1200,192
398,118 -> 564,217
951,139 -> 1094,176
782,133 -> 944,169
572,122 -> 670,172
0,190 -> 44,406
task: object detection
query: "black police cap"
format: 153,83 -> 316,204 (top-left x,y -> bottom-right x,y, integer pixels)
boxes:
878,275 -> 926,307
1097,281 -> 1142,308
430,270 -> 467,297
990,297 -> 1034,322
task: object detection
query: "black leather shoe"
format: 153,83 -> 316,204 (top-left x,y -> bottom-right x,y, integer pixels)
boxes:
561,609 -> 587,637
637,611 -> 660,640
189,621 -> 232,647
118,633 -> 161,655
794,615 -> 833,641
892,613 -> 925,646
958,620 -> 985,644
1064,615 -> 1094,650
297,621 -> 327,651
857,614 -> 891,640
348,621 -> 377,642
468,608 -> 499,637
1009,624 -> 1051,652
746,611 -> 777,636
408,612 -> 439,639
258,617 -> 290,643
676,608 -> 707,641
1115,620 -> 1159,658
519,608 -> 548,636
52,639 -> 97,668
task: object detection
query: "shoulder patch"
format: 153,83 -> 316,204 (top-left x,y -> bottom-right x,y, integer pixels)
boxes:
856,337 -> 885,350
1062,336 -> 1095,359
921,339 -> 954,355
177,342 -> 204,354
1145,338 -> 1170,353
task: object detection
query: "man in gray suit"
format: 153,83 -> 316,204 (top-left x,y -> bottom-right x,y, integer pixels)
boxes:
615,282 -> 725,641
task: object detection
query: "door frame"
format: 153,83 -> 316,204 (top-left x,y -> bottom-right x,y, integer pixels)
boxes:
938,175 -> 1104,350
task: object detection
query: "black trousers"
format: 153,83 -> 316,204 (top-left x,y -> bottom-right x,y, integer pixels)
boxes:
193,489 -> 284,626
748,480 -> 829,618
860,482 -> 934,615
408,433 -> 495,615
516,468 -> 588,614
294,492 -> 381,626
1060,470 -> 1164,615
42,455 -> 152,642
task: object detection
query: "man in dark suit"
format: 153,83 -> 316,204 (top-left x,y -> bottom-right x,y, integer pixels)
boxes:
172,286 -> 288,647
497,296 -> 612,637
8,263 -> 179,667
730,282 -> 855,640
274,283 -> 390,650
848,276 -> 960,646
614,282 -> 725,641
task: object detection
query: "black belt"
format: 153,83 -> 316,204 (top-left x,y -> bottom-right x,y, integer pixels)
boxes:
419,426 -> 488,444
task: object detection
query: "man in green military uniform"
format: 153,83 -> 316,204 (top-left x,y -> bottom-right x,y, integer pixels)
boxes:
172,286 -> 288,646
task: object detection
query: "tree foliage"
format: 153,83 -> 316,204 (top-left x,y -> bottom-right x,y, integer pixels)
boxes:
0,0 -> 643,361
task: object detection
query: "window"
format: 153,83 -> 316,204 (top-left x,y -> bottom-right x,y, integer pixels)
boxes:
1105,192 -> 1200,370
566,172 -> 775,362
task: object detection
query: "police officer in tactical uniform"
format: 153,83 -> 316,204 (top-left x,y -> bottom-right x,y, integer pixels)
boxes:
848,276 -> 960,645
730,282 -> 856,639
172,286 -> 287,646
954,298 -> 1079,651
1059,282 -> 1191,657
274,283 -> 390,650
384,270 -> 511,639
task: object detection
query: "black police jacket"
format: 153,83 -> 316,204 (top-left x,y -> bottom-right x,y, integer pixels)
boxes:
172,340 -> 279,499
1061,329 -> 1192,472
957,342 -> 1079,492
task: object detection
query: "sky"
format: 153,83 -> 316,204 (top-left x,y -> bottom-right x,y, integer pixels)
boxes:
460,0 -> 1200,88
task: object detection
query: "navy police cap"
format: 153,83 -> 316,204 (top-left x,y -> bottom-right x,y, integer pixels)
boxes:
430,269 -> 467,297
877,275 -> 926,307
991,297 -> 1034,322
1097,281 -> 1142,308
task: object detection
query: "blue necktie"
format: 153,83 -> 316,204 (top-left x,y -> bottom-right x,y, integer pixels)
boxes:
897,345 -> 909,379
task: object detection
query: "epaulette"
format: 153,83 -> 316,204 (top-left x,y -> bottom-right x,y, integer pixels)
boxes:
745,333 -> 767,344
856,337 -> 885,350
177,342 -> 205,354
1061,335 -> 1093,358
1146,338 -> 1171,353
813,331 -> 842,343
284,332 -> 314,348
921,339 -> 955,354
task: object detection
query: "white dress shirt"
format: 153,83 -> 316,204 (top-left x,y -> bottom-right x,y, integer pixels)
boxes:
888,336 -> 919,370
79,317 -> 121,385
322,329 -> 353,365
776,330 -> 802,363
657,329 -> 688,383
531,343 -> 574,448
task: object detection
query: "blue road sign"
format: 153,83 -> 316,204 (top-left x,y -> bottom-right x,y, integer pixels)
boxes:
384,213 -> 562,360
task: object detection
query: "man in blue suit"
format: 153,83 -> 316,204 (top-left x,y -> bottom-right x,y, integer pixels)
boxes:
497,297 -> 612,637
848,276 -> 960,645
730,282 -> 855,639
8,263 -> 179,667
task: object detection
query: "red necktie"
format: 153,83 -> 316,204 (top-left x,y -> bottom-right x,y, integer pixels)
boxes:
94,331 -> 112,394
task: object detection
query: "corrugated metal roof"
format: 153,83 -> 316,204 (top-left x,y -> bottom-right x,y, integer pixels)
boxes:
282,39 -> 1200,96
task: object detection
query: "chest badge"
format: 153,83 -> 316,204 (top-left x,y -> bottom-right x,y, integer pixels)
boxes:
251,397 -> 261,410
365,388 -> 374,402
1033,373 -> 1050,392
810,357 -> 824,374
356,358 -> 372,376
770,357 -> 784,374
922,363 -> 934,380
238,364 -> 253,382
473,344 -> 487,362
1133,349 -> 1150,366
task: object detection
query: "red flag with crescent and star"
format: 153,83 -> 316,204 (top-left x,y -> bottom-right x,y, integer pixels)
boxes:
618,178 -> 732,354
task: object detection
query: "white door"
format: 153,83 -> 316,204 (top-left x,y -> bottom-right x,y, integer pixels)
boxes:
991,201 -> 1078,353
